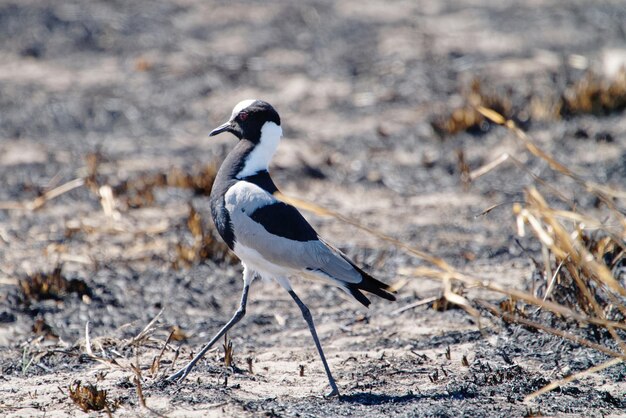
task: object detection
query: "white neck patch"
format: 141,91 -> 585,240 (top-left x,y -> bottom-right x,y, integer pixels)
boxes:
236,121 -> 283,178
230,99 -> 257,120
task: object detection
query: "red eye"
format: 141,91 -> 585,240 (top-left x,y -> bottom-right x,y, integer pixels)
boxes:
239,112 -> 248,121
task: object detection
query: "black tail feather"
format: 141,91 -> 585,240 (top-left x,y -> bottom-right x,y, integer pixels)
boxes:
347,286 -> 373,307
319,239 -> 396,307
345,260 -> 396,308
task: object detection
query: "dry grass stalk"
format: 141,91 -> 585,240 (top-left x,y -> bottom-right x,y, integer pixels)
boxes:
400,266 -> 626,330
223,333 -> 234,368
123,309 -> 164,348
134,375 -> 146,408
84,321 -> 94,357
150,330 -> 175,377
131,363 -> 168,417
474,106 -> 626,398
470,152 -> 573,206
0,178 -> 85,211
130,363 -> 146,407
79,312 -> 169,375
476,105 -> 626,202
515,187 -> 626,354
524,357 -> 623,402
517,189 -> 625,297
456,149 -> 471,190
390,296 -> 438,316
98,185 -> 120,220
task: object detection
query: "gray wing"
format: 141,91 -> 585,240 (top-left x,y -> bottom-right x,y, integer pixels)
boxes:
225,180 -> 396,307
302,239 -> 363,284
224,181 -> 361,284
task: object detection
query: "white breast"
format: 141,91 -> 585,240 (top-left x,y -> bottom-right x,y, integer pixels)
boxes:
224,180 -> 275,215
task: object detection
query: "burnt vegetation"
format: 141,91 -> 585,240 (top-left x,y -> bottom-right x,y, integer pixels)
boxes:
18,265 -> 92,306
1,1 -> 626,416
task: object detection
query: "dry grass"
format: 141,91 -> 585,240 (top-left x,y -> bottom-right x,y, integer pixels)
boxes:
560,70 -> 626,117
430,108 -> 626,400
74,310 -> 177,415
18,264 -> 91,305
0,155 -> 235,268
83,148 -> 218,208
280,104 -> 626,402
431,78 -> 514,136
68,381 -> 113,415
31,317 -> 59,341
173,203 -> 237,268
433,69 -> 626,136
112,164 -> 218,209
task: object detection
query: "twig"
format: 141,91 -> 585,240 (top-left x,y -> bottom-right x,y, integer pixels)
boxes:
132,363 -> 168,417
542,256 -> 567,303
151,330 -> 175,377
168,347 -> 180,373
133,374 -> 146,408
0,178 -> 85,211
474,201 -> 524,218
471,152 -> 574,207
125,309 -> 164,348
524,357 -> 623,402
477,105 -> 626,202
391,296 -> 438,316
469,153 -> 510,180
85,321 -> 94,357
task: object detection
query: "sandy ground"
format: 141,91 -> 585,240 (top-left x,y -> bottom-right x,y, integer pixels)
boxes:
1,0 -> 626,416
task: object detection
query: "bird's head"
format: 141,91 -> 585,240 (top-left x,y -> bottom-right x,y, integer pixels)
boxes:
209,99 -> 281,144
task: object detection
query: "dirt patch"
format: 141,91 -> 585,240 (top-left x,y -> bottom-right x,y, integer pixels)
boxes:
1,0 -> 626,416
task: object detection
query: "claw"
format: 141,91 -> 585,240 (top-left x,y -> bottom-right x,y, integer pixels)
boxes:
165,367 -> 190,384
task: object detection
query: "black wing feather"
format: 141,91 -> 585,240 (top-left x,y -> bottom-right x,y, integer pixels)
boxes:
249,202 -> 318,242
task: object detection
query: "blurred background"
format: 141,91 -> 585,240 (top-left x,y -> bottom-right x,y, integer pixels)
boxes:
2,0 -> 625,174
1,0 -> 626,415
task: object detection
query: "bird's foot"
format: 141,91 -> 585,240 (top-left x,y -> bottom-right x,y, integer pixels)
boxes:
324,385 -> 340,398
164,366 -> 191,384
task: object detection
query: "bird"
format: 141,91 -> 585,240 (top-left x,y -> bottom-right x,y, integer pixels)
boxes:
166,99 -> 396,397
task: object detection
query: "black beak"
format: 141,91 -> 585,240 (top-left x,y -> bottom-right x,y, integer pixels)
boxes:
208,121 -> 233,137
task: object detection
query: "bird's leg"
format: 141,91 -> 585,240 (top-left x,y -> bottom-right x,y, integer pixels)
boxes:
166,282 -> 250,383
287,289 -> 340,397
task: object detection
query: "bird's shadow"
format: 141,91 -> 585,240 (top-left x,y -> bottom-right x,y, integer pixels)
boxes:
339,392 -> 421,405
